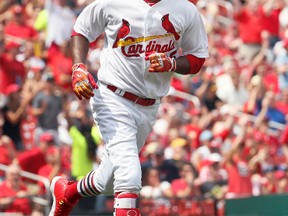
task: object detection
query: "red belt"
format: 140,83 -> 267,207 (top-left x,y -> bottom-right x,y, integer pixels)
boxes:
106,84 -> 156,106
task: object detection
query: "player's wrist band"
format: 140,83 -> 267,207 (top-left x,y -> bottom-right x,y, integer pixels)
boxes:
72,63 -> 88,74
170,58 -> 177,72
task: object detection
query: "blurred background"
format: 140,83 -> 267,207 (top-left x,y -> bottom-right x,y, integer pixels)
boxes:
0,0 -> 288,215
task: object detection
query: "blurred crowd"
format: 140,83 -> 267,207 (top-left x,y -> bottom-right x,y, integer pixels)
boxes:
0,0 -> 288,215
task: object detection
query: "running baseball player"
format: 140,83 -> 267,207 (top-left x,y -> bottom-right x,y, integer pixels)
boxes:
49,0 -> 208,215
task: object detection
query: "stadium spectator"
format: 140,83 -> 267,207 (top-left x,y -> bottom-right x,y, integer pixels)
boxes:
215,61 -> 249,108
2,84 -> 35,150
20,63 -> 45,149
31,73 -> 63,145
140,167 -> 173,199
46,40 -> 73,91
196,79 -> 223,112
279,1 -> 288,30
166,138 -> 191,166
0,0 -> 15,15
0,164 -> 38,215
222,116 -> 261,199
261,0 -> 284,48
191,129 -> 214,171
274,88 -> 288,115
141,142 -> 180,183
4,4 -> 38,43
37,145 -> 62,194
0,133 -> 16,181
61,99 -> 103,212
232,0 -> 265,64
65,100 -> 99,181
196,153 -> 227,198
13,132 -> 55,174
275,165 -> 288,193
256,90 -> 286,125
44,0 -> 76,49
274,29 -> 288,91
140,167 -> 173,216
182,108 -> 204,150
150,96 -> 182,147
259,164 -> 277,195
171,162 -> 200,198
0,41 -> 26,94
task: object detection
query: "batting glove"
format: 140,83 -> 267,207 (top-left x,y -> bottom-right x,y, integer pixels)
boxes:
71,63 -> 98,100
145,52 -> 176,73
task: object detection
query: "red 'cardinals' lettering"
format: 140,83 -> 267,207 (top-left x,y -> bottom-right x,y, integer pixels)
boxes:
161,14 -> 180,40
121,39 -> 176,57
113,16 -> 180,57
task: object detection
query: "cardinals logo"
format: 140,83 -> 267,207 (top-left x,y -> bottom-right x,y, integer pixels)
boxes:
113,15 -> 180,58
113,19 -> 131,48
127,210 -> 138,216
161,14 -> 180,40
113,15 -> 180,48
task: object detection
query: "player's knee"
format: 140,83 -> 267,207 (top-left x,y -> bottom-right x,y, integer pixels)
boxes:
114,174 -> 142,193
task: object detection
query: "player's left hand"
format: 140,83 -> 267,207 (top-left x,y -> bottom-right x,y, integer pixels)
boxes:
145,52 -> 176,73
72,63 -> 98,100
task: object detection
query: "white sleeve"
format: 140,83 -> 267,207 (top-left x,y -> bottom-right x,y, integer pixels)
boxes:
181,7 -> 209,58
73,0 -> 107,42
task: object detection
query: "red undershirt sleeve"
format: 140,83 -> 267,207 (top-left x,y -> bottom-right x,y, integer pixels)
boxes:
185,54 -> 206,75
71,29 -> 89,40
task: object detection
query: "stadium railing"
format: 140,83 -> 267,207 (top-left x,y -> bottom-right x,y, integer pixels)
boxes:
0,163 -> 51,216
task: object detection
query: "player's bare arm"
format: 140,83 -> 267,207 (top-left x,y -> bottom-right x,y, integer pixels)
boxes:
71,35 -> 90,64
70,35 -> 97,100
173,56 -> 191,74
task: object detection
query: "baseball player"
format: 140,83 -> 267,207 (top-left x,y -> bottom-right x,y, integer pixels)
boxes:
49,0 -> 208,215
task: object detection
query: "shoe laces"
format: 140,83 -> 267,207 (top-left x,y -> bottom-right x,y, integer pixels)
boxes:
53,180 -> 77,215
54,198 -> 73,216
67,180 -> 76,185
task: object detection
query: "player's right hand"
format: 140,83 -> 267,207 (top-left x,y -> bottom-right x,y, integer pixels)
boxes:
145,51 -> 177,73
71,63 -> 98,100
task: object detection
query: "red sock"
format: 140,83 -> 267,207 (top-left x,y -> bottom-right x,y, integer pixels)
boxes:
64,181 -> 82,204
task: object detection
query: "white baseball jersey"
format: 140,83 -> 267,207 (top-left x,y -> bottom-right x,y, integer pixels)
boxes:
73,0 -> 209,99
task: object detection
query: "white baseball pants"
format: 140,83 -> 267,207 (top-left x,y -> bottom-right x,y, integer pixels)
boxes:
89,82 -> 160,195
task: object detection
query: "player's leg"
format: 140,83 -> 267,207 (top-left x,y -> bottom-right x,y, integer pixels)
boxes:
94,101 -> 142,215
48,83 -> 159,216
90,83 -> 159,215
113,105 -> 159,216
112,102 -> 160,216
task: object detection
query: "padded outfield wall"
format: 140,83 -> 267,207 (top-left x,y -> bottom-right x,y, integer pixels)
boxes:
225,194 -> 288,216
